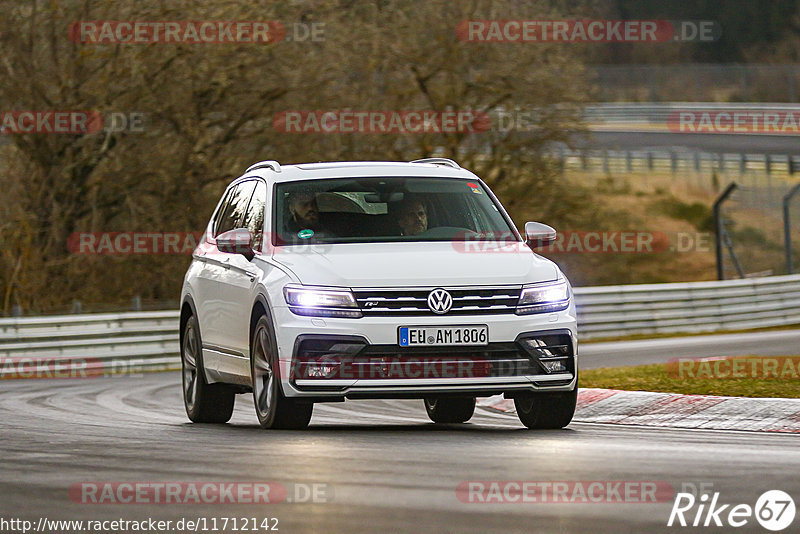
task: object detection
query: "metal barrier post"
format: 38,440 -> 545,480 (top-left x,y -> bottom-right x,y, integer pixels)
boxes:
714,182 -> 739,280
784,183 -> 800,274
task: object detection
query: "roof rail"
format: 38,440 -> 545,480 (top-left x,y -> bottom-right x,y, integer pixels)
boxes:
245,160 -> 282,174
410,158 -> 461,169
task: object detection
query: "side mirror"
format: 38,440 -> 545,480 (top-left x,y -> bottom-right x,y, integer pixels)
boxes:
524,221 -> 557,249
216,228 -> 255,261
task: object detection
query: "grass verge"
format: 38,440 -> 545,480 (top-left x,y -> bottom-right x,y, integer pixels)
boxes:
581,356 -> 800,398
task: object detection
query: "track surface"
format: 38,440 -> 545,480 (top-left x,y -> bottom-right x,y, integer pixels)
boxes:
580,329 -> 800,369
1,372 -> 798,533
579,130 -> 800,154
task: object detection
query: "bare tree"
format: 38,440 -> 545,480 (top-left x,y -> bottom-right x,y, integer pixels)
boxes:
0,0 -> 593,313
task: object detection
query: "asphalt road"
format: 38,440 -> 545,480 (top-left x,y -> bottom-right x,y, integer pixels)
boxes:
1,372 -> 798,533
579,130 -> 800,155
580,329 -> 800,369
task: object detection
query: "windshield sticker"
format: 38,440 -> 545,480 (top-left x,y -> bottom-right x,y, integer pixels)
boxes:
297,229 -> 314,239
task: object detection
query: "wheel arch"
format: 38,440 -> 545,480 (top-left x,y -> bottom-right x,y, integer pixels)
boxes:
179,295 -> 198,350
250,293 -> 273,348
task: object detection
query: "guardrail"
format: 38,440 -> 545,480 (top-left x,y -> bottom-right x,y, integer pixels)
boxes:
2,274 -> 800,375
576,274 -> 800,338
554,103 -> 800,179
583,102 -> 800,124
556,146 -> 799,179
0,311 -> 181,376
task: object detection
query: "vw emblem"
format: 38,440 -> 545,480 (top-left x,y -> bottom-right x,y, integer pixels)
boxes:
427,288 -> 453,314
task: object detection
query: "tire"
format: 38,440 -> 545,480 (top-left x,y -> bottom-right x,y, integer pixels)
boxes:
181,315 -> 235,423
251,315 -> 313,430
424,397 -> 476,424
514,388 -> 577,429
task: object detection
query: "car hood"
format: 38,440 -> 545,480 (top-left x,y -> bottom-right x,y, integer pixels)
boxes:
271,241 -> 559,288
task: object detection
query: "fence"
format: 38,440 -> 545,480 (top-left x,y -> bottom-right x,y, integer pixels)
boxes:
557,102 -> 800,187
3,274 -> 800,375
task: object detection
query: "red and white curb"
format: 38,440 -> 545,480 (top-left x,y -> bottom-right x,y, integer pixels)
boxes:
478,389 -> 800,433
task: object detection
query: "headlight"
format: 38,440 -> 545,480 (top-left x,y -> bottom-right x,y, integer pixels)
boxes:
284,286 -> 362,318
516,280 -> 571,315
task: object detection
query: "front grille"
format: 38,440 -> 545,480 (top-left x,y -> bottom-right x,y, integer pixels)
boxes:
291,332 -> 576,384
353,286 -> 522,316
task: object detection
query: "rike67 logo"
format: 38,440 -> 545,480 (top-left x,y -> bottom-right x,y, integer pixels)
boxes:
668,490 -> 795,531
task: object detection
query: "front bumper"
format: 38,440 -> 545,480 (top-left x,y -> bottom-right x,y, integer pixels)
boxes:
271,305 -> 578,400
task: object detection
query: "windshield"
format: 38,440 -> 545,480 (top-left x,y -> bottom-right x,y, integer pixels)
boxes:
273,177 -> 518,245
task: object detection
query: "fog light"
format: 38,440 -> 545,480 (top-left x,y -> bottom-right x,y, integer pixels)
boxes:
304,363 -> 338,378
539,360 -> 567,373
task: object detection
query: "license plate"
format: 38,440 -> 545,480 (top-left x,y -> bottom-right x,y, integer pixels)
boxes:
398,325 -> 488,347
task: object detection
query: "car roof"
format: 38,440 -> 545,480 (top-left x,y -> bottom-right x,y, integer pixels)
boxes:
235,161 -> 480,184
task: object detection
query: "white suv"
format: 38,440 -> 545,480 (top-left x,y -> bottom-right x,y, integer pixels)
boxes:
180,159 -> 578,430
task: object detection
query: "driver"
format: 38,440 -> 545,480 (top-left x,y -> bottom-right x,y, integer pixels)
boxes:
393,197 -> 428,236
286,190 -> 332,236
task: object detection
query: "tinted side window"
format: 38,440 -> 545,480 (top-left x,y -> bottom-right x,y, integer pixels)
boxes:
212,188 -> 234,236
242,181 -> 267,251
215,181 -> 257,236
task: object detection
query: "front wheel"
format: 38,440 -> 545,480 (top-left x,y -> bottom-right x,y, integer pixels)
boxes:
514,388 -> 577,429
251,315 -> 313,429
424,397 -> 476,424
181,316 -> 235,423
